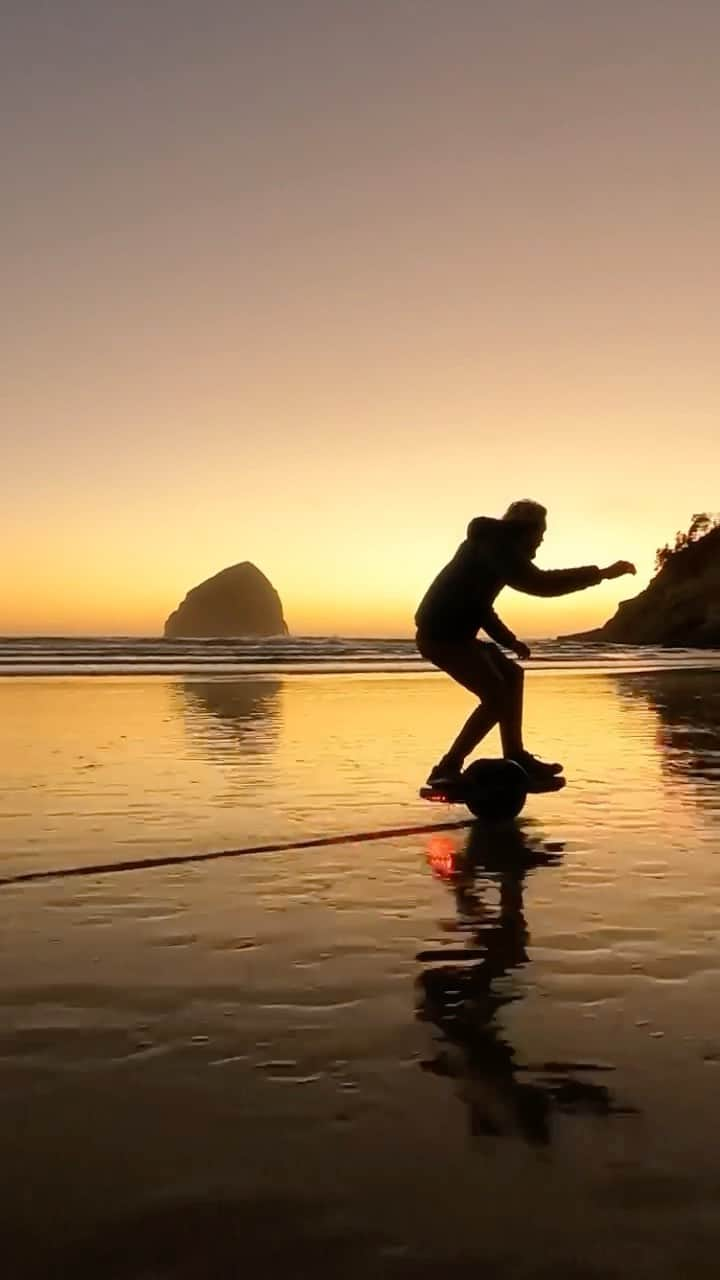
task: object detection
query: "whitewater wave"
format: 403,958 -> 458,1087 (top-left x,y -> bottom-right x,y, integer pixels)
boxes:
1,635 -> 719,676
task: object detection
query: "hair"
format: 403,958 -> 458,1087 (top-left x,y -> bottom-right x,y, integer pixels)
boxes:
502,499 -> 547,528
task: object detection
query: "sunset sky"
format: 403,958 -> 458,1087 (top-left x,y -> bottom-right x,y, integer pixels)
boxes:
5,0 -> 719,638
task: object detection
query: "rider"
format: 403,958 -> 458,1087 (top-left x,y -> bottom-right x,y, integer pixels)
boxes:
415,500 -> 636,785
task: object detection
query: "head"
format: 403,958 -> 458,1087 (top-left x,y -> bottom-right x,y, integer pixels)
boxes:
502,500 -> 547,557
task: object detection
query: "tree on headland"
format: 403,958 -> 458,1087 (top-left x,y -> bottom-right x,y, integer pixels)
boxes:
655,512 -> 720,571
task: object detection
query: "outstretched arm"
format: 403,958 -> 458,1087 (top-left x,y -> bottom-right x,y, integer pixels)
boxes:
505,558 -> 635,598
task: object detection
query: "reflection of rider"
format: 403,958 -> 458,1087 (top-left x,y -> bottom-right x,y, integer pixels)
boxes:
417,823 -> 629,1146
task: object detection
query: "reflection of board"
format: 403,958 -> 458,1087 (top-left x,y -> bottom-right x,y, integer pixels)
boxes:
419,757 -> 565,821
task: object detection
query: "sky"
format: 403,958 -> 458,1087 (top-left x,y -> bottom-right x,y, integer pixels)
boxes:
4,0 -> 719,637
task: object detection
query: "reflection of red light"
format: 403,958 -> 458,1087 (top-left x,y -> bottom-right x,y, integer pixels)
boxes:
426,834 -> 458,880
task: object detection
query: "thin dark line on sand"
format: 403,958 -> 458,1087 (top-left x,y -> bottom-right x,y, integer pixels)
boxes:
0,819 -> 473,889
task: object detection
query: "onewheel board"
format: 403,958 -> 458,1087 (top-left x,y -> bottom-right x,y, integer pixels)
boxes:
420,758 -> 565,820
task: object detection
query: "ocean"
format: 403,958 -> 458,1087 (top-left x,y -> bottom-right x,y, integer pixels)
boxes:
2,633 -> 720,676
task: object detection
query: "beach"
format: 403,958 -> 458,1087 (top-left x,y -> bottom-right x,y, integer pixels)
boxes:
3,659 -> 720,1277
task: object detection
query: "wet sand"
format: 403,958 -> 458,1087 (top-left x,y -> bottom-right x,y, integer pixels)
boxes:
2,668 -> 720,1277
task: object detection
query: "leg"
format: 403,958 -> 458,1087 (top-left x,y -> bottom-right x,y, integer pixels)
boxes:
485,648 -> 563,775
445,700 -> 500,768
418,639 -> 512,770
484,647 -> 524,759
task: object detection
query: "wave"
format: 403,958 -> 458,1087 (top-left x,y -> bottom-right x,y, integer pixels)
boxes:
1,635 -> 720,677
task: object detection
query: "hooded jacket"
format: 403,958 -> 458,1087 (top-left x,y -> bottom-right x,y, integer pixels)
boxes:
415,516 -> 602,646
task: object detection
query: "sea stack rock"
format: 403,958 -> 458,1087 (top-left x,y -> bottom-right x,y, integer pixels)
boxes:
164,563 -> 288,638
564,523 -> 720,648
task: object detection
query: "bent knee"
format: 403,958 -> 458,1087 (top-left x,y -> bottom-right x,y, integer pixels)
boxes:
477,676 -> 511,710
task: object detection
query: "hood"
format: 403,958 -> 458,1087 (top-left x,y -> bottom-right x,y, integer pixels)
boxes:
466,515 -> 538,560
466,516 -> 508,542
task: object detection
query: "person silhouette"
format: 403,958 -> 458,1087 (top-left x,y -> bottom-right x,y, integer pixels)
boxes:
417,823 -> 630,1144
415,500 -> 635,785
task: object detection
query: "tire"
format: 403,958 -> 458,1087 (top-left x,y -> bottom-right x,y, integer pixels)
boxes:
461,758 -> 528,821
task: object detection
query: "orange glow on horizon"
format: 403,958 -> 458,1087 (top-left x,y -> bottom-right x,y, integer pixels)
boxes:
0,516 -> 677,638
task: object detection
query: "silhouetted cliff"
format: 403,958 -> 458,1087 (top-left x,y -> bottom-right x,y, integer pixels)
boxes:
566,524 -> 720,647
164,563 -> 288,638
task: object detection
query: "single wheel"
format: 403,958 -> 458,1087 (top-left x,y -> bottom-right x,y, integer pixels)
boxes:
461,758 -> 528,821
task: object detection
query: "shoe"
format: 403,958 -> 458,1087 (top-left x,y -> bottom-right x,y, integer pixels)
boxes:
523,772 -> 567,795
426,760 -> 463,787
511,750 -> 564,777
